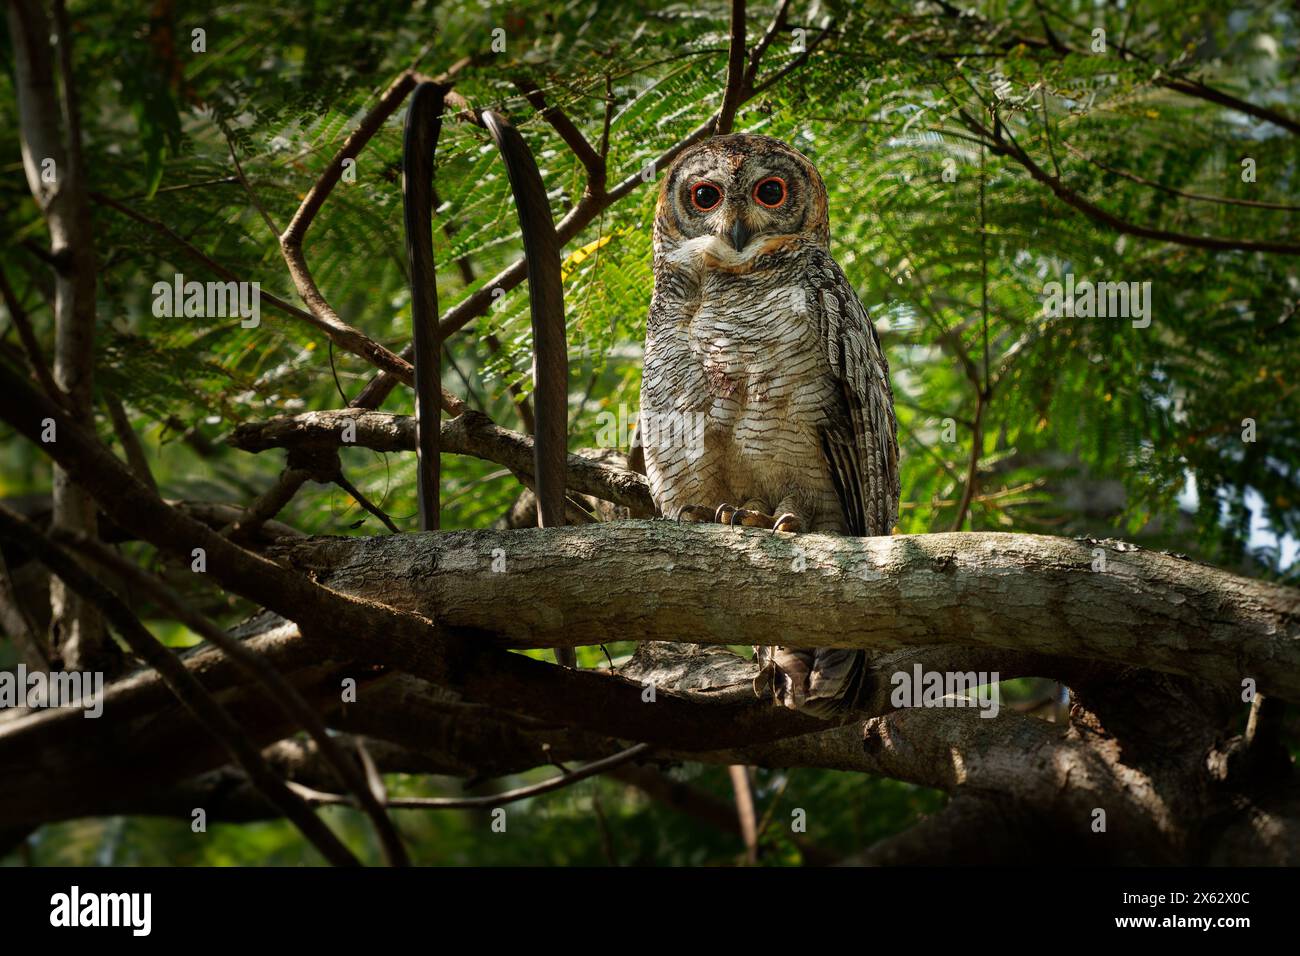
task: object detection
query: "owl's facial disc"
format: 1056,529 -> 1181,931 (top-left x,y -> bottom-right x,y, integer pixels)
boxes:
674,158 -> 803,256
658,135 -> 828,267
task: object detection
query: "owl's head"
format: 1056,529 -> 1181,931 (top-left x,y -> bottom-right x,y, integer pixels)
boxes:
654,133 -> 830,269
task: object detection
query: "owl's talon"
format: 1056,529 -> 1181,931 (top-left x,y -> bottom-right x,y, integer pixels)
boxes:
715,502 -> 737,525
772,513 -> 802,534
731,509 -> 776,529
675,504 -> 717,524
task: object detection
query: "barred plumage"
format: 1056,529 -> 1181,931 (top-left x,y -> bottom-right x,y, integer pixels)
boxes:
641,134 -> 899,717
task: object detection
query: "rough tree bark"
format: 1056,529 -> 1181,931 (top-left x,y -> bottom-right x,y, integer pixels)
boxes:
269,524 -> 1300,700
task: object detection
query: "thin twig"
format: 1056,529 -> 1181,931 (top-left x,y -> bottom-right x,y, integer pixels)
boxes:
104,394 -> 157,493
956,107 -> 1300,255
741,0 -> 791,92
334,470 -> 401,534
598,73 -> 615,158
290,743 -> 652,809
0,264 -> 63,404
950,390 -> 985,532
1063,142 -> 1300,212
222,124 -> 281,239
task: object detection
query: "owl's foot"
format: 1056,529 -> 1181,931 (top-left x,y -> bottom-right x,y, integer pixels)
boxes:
716,505 -> 802,534
674,504 -> 719,523
674,502 -> 802,534
772,512 -> 802,534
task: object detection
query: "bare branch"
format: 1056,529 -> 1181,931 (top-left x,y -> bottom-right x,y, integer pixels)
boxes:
103,395 -> 156,493
0,264 -> 63,405
227,408 -> 656,516
1062,142 -> 1300,212
278,61 -> 468,248
741,0 -> 791,92
289,744 -> 651,810
276,524 -> 1300,701
516,79 -> 606,194
958,111 -> 1300,255
715,0 -> 748,134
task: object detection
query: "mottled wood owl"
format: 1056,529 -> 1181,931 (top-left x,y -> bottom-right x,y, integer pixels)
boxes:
641,133 -> 900,718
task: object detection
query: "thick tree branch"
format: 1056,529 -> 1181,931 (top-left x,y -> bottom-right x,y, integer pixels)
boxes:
272,523 -> 1300,701
0,635 -> 1047,826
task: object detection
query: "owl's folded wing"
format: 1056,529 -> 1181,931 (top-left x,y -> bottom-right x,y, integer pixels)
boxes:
807,249 -> 900,538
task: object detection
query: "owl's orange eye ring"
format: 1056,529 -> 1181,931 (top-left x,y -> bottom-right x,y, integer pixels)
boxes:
689,181 -> 723,212
753,176 -> 787,208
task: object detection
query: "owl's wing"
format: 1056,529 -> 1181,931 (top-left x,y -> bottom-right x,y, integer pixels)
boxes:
806,249 -> 900,537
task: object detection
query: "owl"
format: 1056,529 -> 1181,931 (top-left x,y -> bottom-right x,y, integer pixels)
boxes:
640,133 -> 900,718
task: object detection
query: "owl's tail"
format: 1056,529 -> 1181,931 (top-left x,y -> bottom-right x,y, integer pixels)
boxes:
755,646 -> 871,719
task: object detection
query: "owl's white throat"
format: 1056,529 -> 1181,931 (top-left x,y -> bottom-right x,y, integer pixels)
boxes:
668,234 -> 772,269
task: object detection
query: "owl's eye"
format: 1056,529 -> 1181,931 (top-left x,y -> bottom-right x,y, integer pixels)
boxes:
689,182 -> 723,211
753,176 -> 787,208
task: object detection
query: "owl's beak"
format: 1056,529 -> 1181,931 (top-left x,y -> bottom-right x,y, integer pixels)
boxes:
726,218 -> 753,252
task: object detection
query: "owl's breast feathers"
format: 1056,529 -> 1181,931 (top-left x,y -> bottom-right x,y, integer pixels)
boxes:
643,243 -> 899,537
